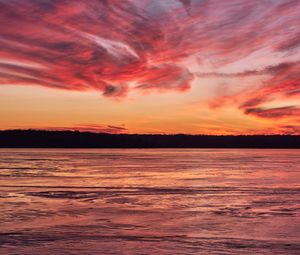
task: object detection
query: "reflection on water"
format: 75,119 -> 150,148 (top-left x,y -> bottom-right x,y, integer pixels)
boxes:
0,149 -> 299,254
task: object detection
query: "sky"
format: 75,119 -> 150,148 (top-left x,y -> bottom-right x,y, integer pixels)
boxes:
0,0 -> 299,134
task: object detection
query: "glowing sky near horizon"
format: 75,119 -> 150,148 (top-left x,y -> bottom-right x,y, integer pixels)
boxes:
0,0 -> 299,134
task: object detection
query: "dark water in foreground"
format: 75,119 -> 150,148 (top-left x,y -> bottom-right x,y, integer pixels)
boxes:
0,149 -> 299,255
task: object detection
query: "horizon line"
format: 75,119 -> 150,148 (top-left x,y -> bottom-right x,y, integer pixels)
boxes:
1,129 -> 299,136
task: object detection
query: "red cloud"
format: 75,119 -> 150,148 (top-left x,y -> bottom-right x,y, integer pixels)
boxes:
0,0 -> 198,97
239,62 -> 300,118
0,0 -> 299,101
242,63 -> 299,102
136,64 -> 193,92
208,62 -> 300,119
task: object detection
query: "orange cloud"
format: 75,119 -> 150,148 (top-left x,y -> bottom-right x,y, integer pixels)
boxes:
41,124 -> 128,134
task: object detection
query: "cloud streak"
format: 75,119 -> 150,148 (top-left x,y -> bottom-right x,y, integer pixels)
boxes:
44,124 -> 128,134
207,62 -> 300,120
244,106 -> 300,119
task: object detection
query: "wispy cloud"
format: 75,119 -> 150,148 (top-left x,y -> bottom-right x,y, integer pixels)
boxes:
1,1 -> 299,95
44,124 -> 128,134
208,62 -> 300,120
244,106 -> 300,119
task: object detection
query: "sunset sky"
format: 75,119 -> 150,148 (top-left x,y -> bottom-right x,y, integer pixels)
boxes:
0,0 -> 299,134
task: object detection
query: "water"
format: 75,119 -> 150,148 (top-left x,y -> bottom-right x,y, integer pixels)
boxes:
0,149 -> 299,255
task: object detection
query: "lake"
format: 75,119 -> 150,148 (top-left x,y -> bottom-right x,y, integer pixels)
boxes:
0,149 -> 299,254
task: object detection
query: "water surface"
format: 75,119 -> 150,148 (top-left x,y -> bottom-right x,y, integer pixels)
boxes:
0,149 -> 300,254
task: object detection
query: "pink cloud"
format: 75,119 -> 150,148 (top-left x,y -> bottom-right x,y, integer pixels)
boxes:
207,62 -> 300,120
0,0 -> 299,104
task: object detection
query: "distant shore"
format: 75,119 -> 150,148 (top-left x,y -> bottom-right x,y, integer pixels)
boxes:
0,130 -> 299,148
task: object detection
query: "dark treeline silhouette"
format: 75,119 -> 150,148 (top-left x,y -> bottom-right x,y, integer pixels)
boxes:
0,130 -> 299,148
